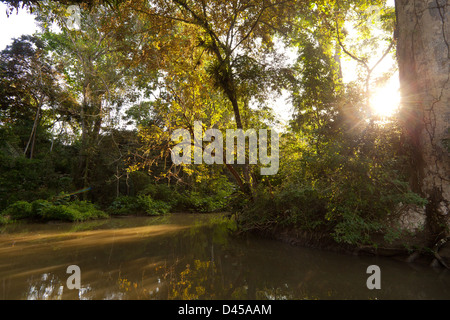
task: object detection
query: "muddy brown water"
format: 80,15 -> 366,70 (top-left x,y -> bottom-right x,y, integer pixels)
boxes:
0,213 -> 449,300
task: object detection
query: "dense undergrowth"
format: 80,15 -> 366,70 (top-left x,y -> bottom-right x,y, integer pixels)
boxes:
233,123 -> 428,248
0,183 -> 234,224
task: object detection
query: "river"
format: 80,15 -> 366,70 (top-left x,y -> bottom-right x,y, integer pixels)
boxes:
0,213 -> 449,300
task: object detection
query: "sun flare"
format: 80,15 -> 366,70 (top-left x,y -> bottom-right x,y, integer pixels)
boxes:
369,78 -> 401,118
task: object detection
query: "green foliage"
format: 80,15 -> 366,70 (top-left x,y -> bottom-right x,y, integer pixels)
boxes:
332,212 -> 384,245
2,201 -> 34,220
0,150 -> 75,210
0,109 -> 78,210
38,203 -> 81,221
108,183 -> 177,216
238,122 -> 428,246
139,184 -> 178,206
108,182 -> 232,215
171,173 -> 235,213
237,185 -> 330,233
108,196 -> 144,215
177,190 -> 229,213
1,199 -> 108,223
0,215 -> 10,225
276,186 -> 328,230
108,195 -> 171,216
137,195 -> 172,216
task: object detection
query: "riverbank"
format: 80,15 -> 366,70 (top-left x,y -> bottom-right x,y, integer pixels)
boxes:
0,189 -> 229,225
244,224 -> 450,270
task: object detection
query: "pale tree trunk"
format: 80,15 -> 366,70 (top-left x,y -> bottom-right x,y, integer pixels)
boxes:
396,0 -> 450,245
24,104 -> 41,159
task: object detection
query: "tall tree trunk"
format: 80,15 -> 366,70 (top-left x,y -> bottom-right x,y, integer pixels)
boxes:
219,62 -> 253,197
78,84 -> 91,199
225,85 -> 253,196
24,104 -> 41,160
396,0 -> 450,244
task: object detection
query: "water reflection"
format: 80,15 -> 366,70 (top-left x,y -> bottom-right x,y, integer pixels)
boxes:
0,213 -> 449,300
27,273 -> 64,300
25,272 -> 94,300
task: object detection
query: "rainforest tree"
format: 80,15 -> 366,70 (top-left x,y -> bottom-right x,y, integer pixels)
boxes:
396,0 -> 450,245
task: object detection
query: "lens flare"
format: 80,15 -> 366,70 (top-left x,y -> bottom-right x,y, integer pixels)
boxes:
370,79 -> 401,118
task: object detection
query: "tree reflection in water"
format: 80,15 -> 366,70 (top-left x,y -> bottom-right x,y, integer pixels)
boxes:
27,273 -> 64,300
26,272 -> 93,300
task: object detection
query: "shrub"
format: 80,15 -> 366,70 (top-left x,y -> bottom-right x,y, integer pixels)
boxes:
1,200 -> 33,220
177,191 -> 228,213
1,199 -> 108,222
138,181 -> 233,213
0,145 -> 76,211
108,195 -> 171,216
137,195 -> 171,216
139,184 -> 180,207
275,186 -> 328,230
67,201 -> 109,219
39,204 -> 81,221
108,196 -> 143,215
31,199 -> 53,218
0,215 -> 10,225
